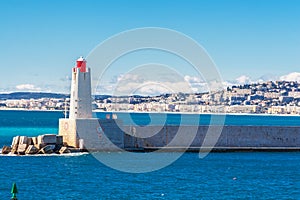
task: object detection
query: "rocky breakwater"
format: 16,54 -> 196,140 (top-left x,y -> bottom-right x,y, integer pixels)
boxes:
1,134 -> 80,155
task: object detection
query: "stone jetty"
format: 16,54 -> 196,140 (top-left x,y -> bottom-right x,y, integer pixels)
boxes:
1,134 -> 81,155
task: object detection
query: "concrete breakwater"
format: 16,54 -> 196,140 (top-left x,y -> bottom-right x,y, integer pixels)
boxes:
1,134 -> 79,155
122,125 -> 300,151
69,120 -> 300,151
3,124 -> 300,154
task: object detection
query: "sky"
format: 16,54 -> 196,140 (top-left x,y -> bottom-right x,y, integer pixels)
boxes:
0,0 -> 300,94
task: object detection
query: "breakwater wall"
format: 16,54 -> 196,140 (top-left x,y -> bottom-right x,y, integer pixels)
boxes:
121,125 -> 300,151
58,118 -> 300,151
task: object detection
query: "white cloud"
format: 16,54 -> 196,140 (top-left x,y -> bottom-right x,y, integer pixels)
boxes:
134,83 -> 171,96
15,84 -> 41,91
60,75 -> 72,82
222,81 -> 234,87
280,72 -> 300,82
96,74 -> 210,96
117,74 -> 144,83
95,72 -> 300,96
184,75 -> 203,84
256,74 -> 278,83
235,75 -> 252,85
222,75 -> 252,88
114,80 -> 193,96
223,72 -> 300,89
97,72 -> 231,95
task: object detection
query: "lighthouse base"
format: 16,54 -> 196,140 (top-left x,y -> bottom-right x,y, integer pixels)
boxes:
58,118 -> 124,151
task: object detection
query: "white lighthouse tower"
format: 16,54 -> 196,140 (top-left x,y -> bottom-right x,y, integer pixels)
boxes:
58,57 -> 124,150
69,56 -> 92,119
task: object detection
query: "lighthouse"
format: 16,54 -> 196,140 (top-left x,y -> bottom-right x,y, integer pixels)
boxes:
69,56 -> 92,119
58,57 -> 124,150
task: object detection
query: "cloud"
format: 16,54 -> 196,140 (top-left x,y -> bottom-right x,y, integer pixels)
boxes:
94,72 -> 300,96
237,72 -> 300,84
225,74 -> 276,87
235,75 -> 252,85
95,71 -> 232,95
133,83 -> 171,96
256,74 -> 278,83
15,84 -> 41,91
117,74 -> 145,83
222,75 -> 252,88
114,80 -> 193,96
60,75 -> 72,82
223,72 -> 300,89
184,75 -> 203,84
280,72 -> 300,82
96,74 -> 209,96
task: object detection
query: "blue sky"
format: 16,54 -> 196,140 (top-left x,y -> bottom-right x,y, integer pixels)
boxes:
0,0 -> 300,94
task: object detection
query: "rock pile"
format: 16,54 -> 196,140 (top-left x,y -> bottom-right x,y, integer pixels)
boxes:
1,134 -> 79,155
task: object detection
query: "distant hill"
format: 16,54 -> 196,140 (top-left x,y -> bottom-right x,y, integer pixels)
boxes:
0,92 -> 70,100
0,92 -> 115,100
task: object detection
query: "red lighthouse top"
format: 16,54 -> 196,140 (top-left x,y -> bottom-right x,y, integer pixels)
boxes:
76,56 -> 87,72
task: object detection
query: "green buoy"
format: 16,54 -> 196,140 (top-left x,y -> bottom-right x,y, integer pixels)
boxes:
11,182 -> 18,200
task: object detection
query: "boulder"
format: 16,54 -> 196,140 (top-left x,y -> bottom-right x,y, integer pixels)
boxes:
59,146 -> 71,154
27,137 -> 33,145
37,135 -> 43,145
38,134 -> 57,145
11,136 -> 20,149
19,136 -> 28,145
1,146 -> 12,154
56,136 -> 63,145
35,143 -> 46,150
17,143 -> 28,154
25,145 -> 39,154
11,145 -> 18,154
68,148 -> 81,153
38,145 -> 55,154
32,137 -> 38,145
11,149 -> 17,154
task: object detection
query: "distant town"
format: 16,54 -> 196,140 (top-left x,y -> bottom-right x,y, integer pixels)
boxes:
1,80 -> 300,115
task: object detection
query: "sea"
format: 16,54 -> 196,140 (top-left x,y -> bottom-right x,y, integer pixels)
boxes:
0,110 -> 299,199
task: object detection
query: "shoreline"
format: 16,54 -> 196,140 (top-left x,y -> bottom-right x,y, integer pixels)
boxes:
0,108 -> 64,112
2,147 -> 300,155
94,110 -> 300,117
0,108 -> 299,117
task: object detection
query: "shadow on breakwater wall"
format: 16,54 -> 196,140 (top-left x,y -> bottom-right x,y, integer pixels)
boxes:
121,125 -> 300,151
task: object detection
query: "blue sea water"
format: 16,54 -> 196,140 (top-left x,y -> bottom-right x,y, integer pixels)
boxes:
1,152 -> 299,199
1,110 -> 300,127
0,110 -> 300,199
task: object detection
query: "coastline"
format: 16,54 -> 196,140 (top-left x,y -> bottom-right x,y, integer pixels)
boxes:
93,110 -> 300,117
0,108 -> 64,112
1,108 -> 300,117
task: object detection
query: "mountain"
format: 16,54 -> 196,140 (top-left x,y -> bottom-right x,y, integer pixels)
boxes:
0,92 -> 114,101
0,92 -> 69,100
